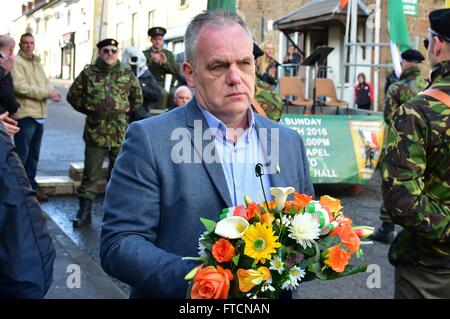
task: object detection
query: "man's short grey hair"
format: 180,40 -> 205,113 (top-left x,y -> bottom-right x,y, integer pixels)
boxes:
184,10 -> 253,68
0,35 -> 15,50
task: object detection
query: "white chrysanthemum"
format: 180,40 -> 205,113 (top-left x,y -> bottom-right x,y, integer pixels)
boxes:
197,231 -> 208,257
269,256 -> 285,274
287,213 -> 321,249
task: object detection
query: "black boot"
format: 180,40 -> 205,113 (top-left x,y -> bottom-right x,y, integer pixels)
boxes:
370,222 -> 395,244
73,198 -> 92,228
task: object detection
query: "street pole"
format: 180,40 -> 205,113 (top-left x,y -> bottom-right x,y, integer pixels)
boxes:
373,0 -> 381,112
339,0 -> 352,101
349,0 -> 358,108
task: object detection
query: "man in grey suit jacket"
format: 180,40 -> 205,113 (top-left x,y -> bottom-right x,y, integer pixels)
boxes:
100,10 -> 314,298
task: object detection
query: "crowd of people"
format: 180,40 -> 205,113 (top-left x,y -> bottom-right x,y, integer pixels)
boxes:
1,8 -> 449,299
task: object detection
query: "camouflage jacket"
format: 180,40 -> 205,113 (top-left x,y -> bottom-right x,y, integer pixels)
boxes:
383,66 -> 428,126
255,77 -> 284,122
381,60 -> 450,269
67,59 -> 143,149
143,47 -> 179,87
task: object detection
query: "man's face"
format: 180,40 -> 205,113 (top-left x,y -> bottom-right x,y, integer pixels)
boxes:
183,23 -> 255,124
151,35 -> 164,51
19,36 -> 35,57
174,88 -> 192,107
99,45 -> 119,66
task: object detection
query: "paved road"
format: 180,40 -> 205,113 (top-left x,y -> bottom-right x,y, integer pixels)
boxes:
39,83 -> 396,298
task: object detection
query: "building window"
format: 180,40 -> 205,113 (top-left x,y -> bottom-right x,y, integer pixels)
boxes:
116,22 -> 124,43
131,13 -> 138,46
179,0 -> 189,8
148,11 -> 155,29
67,9 -> 71,26
35,18 -> 40,34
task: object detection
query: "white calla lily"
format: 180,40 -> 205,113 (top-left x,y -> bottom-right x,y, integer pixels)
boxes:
270,187 -> 295,211
214,216 -> 250,239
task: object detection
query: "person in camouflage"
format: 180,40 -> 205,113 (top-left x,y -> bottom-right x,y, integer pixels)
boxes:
253,42 -> 283,122
381,8 -> 450,298
255,77 -> 284,122
383,49 -> 428,127
143,27 -> 179,110
67,38 -> 143,228
372,49 -> 429,244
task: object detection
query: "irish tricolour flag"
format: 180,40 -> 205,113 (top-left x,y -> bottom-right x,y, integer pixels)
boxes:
388,0 -> 411,78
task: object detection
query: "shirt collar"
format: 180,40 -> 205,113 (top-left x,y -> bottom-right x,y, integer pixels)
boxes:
197,102 -> 256,141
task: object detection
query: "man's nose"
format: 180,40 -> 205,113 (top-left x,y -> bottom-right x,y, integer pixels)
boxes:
226,64 -> 242,85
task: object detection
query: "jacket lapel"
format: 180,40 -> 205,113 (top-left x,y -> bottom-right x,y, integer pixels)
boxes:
185,99 -> 233,208
254,116 -> 289,188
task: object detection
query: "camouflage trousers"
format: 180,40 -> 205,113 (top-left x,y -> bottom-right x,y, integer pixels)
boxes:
395,264 -> 450,299
379,204 -> 393,224
77,142 -> 120,200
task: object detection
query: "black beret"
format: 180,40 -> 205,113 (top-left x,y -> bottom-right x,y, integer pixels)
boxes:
401,49 -> 425,63
429,8 -> 450,42
253,43 -> 264,59
148,27 -> 167,37
97,38 -> 118,50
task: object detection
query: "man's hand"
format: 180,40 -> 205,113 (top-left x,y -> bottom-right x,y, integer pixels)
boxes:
48,89 -> 62,102
0,55 -> 16,75
150,52 -> 167,65
0,112 -> 20,136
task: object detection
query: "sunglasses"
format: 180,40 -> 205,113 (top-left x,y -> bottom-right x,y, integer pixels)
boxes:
423,36 -> 433,50
102,48 -> 118,54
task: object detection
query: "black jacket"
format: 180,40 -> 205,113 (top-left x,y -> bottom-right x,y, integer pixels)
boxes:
129,69 -> 161,123
0,123 -> 56,298
0,66 -> 20,115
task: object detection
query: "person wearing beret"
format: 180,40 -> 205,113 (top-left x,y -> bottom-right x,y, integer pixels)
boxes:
372,49 -> 428,245
143,27 -> 179,110
67,38 -> 143,228
381,8 -> 450,299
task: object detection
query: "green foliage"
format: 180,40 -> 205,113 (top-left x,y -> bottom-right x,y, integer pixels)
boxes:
200,218 -> 217,232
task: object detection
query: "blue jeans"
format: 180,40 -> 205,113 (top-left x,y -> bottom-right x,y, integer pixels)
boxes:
14,118 -> 44,190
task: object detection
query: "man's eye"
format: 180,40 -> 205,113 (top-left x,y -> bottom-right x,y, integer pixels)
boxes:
212,65 -> 224,71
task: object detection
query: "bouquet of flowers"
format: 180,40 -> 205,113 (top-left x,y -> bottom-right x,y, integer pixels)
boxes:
184,187 -> 374,299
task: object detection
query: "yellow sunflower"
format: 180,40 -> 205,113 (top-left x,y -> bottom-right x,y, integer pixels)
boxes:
242,222 -> 281,264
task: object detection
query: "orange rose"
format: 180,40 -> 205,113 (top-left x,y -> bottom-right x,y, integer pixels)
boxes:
293,193 -> 312,211
324,244 -> 351,273
191,266 -> 234,299
330,223 -> 360,254
212,238 -> 236,263
246,202 -> 262,221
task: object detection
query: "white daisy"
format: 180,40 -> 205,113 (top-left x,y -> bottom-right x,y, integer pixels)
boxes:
269,256 -> 285,274
290,266 -> 306,283
281,279 -> 298,290
287,213 -> 321,249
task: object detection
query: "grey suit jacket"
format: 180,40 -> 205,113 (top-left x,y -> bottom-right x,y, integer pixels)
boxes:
100,97 -> 314,298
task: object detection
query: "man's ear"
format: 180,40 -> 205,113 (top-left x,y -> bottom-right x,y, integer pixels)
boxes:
183,62 -> 195,88
433,36 -> 444,58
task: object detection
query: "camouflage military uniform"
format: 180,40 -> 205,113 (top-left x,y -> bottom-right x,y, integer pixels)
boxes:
143,47 -> 178,109
255,77 -> 284,122
67,58 -> 143,200
384,66 -> 428,126
381,60 -> 450,298
379,67 -> 428,225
